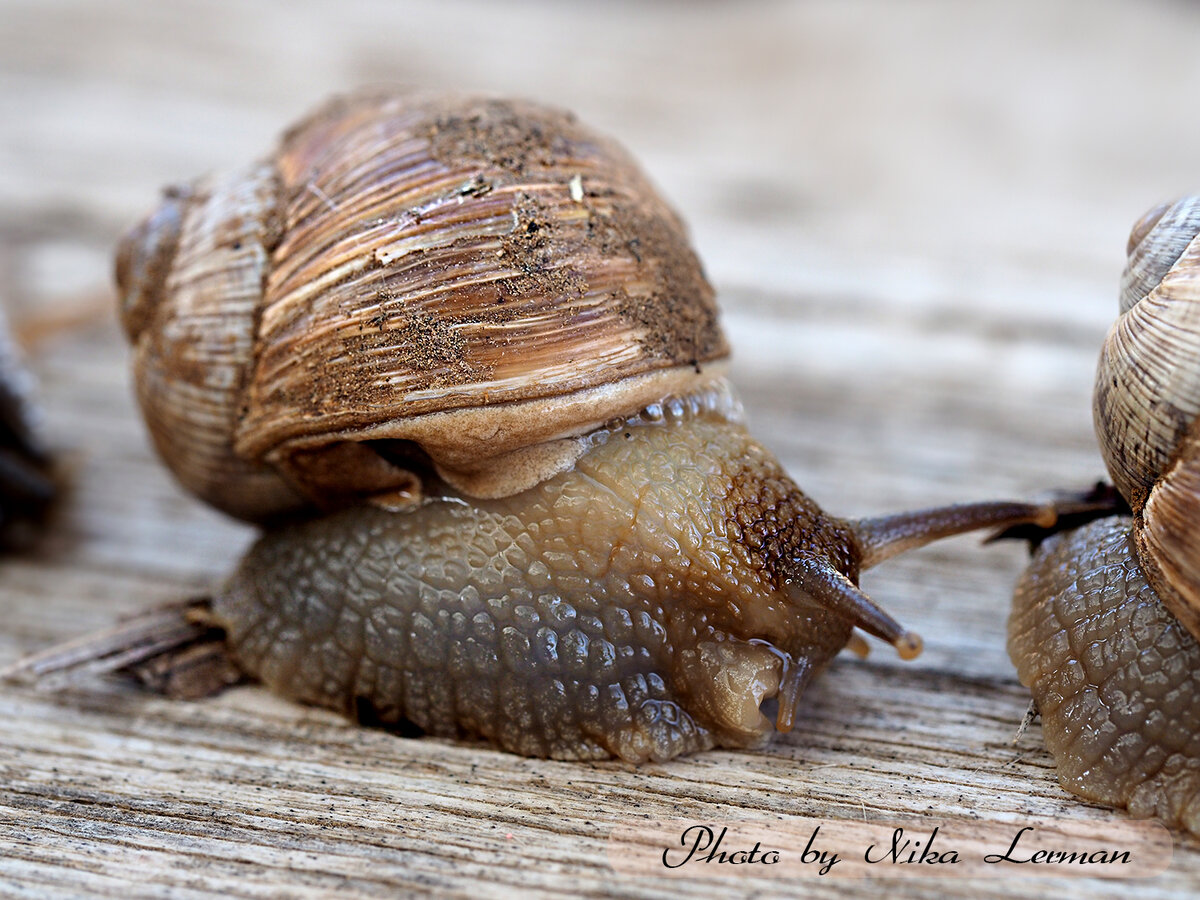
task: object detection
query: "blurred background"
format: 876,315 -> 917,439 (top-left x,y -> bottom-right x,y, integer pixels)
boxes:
3,0 -> 1200,665
7,0 -> 1200,301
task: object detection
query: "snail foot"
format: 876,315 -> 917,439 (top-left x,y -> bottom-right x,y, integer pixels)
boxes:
1010,518 -> 1200,837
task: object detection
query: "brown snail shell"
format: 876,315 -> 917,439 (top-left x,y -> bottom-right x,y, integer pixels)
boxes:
116,90 -> 728,521
1094,194 -> 1200,640
1010,195 -> 1200,835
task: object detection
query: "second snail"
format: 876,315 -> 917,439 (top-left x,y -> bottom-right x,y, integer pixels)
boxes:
18,89 -> 1059,763
1010,197 -> 1200,837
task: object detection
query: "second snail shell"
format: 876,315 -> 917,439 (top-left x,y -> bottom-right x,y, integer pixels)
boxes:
1094,196 -> 1200,640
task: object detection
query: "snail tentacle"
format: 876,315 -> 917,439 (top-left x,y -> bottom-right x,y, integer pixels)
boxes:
851,500 -> 1057,569
783,554 -> 923,660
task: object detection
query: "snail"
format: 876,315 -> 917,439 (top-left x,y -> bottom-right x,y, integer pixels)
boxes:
1008,196 -> 1200,835
46,90 -> 1060,763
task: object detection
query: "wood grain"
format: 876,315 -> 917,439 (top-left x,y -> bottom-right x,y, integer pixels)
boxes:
2,0 -> 1198,896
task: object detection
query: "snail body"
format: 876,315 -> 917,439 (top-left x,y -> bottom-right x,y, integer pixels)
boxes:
115,90 -> 1055,761
1009,196 -> 1200,834
218,401 -> 850,761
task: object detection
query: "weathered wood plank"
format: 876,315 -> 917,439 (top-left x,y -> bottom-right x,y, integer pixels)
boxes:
2,0 -> 1198,896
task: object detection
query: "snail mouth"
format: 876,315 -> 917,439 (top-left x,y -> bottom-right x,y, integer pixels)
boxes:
673,639 -> 789,745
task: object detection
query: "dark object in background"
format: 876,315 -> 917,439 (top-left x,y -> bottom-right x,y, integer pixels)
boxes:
0,312 -> 56,549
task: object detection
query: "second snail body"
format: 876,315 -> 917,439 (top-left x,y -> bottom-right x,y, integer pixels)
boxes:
110,90 -> 1056,761
1009,197 -> 1200,835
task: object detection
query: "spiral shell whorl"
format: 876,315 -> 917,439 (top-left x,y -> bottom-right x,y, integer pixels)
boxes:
115,186 -> 189,343
1119,197 -> 1200,314
1095,197 -> 1200,507
1094,195 -> 1200,639
118,163 -> 307,521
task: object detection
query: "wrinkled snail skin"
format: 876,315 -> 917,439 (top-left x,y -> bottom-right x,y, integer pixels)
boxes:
115,89 -> 1057,761
1010,519 -> 1200,835
215,405 -> 855,762
1009,195 -> 1200,835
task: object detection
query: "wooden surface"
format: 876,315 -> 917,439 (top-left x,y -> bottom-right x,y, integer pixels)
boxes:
2,0 -> 1199,896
